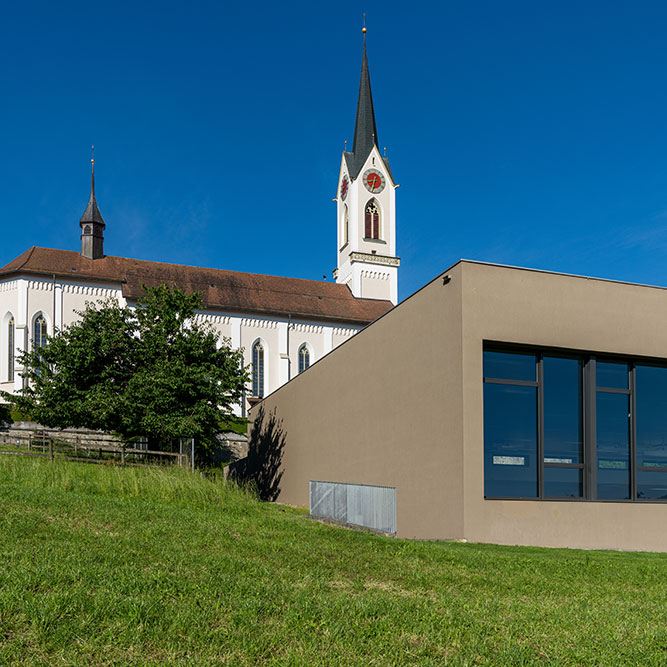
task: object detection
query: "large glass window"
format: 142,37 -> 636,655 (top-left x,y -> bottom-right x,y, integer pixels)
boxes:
483,347 -> 667,503
596,392 -> 630,499
483,351 -> 537,498
636,365 -> 667,499
543,356 -> 584,498
595,362 -> 630,500
484,383 -> 538,498
484,350 -> 535,382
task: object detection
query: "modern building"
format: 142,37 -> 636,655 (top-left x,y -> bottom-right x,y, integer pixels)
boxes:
249,259 -> 667,552
0,32 -> 397,413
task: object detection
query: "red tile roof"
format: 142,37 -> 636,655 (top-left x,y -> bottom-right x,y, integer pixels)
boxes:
0,247 -> 393,325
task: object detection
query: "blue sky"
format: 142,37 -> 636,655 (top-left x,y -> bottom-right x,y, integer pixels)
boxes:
2,1 -> 667,301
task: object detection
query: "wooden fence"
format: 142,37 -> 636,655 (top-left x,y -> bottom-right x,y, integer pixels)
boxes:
0,430 -> 189,468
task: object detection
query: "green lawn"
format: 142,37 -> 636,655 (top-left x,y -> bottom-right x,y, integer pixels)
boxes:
1,457 -> 666,665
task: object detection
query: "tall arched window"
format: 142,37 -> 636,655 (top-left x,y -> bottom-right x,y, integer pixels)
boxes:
33,313 -> 47,378
298,344 -> 310,374
365,199 -> 381,239
252,341 -> 265,398
7,316 -> 14,382
34,313 -> 47,350
342,205 -> 349,247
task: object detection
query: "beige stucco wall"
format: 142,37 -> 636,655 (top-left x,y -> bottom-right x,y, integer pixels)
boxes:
254,264 -> 466,539
459,261 -> 667,551
253,260 -> 667,551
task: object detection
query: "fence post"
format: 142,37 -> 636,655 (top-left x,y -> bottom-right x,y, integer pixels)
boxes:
49,438 -> 53,462
191,438 -> 195,473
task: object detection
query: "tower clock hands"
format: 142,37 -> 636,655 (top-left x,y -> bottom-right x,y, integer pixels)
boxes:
362,169 -> 385,194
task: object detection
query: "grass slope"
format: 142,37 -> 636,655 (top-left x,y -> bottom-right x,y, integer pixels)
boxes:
1,458 -> 667,665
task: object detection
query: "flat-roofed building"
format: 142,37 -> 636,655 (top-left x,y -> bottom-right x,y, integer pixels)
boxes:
248,259 -> 667,552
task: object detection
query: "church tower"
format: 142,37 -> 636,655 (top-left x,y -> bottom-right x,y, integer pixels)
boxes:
80,155 -> 106,260
334,28 -> 399,305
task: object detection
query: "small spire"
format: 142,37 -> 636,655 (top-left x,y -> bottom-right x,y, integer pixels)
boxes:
90,145 -> 96,197
80,149 -> 105,226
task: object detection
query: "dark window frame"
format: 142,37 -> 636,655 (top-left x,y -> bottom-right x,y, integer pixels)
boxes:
483,343 -> 667,503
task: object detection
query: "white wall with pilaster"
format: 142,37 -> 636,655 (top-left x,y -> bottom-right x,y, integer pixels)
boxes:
0,274 -> 370,414
0,280 -> 19,392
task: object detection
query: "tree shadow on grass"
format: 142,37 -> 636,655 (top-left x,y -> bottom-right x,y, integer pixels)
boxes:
227,406 -> 285,501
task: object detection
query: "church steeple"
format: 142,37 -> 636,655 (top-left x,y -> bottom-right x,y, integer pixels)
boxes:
80,151 -> 106,259
351,29 -> 378,169
334,27 -> 400,305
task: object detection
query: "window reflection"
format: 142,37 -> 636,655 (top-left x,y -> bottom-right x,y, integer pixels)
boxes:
596,392 -> 630,500
544,467 -> 583,498
543,357 -> 582,464
637,471 -> 667,500
484,383 -> 538,498
484,348 -> 667,502
636,365 -> 667,469
596,361 -> 628,389
483,350 -> 536,382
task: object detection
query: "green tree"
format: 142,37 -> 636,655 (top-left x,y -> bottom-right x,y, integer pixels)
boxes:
3,285 -> 248,449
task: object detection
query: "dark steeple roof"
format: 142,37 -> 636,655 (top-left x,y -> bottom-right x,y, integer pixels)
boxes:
79,159 -> 105,228
352,34 -> 378,162
343,31 -> 380,180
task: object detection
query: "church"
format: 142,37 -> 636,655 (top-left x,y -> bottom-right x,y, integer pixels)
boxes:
0,32 -> 397,414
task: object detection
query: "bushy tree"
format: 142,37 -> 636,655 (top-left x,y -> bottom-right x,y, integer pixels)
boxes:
4,285 -> 248,448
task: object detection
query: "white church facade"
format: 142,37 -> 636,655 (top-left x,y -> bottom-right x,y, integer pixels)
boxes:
0,33 -> 399,414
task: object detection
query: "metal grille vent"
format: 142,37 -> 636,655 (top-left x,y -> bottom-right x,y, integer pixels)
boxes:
309,480 -> 396,534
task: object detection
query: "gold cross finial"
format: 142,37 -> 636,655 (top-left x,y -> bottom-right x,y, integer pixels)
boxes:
362,12 -> 367,35
91,144 -> 95,165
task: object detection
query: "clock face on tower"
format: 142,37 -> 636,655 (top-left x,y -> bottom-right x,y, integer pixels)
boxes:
340,175 -> 349,200
363,169 -> 386,194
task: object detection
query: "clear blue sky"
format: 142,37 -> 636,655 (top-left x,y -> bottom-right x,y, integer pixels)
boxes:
2,1 -> 667,301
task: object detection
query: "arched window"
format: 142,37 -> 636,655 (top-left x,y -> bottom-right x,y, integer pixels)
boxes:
252,341 -> 265,398
342,205 -> 349,247
365,199 -> 381,239
298,344 -> 310,374
7,316 -> 14,382
33,313 -> 47,350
